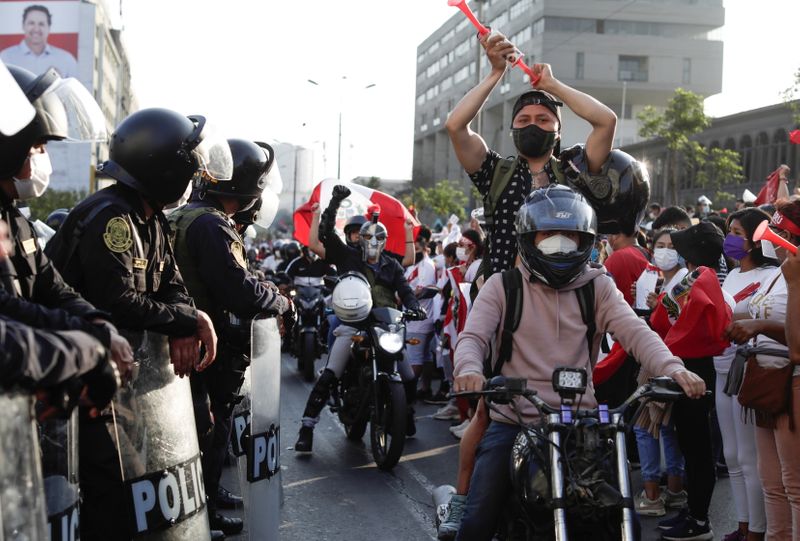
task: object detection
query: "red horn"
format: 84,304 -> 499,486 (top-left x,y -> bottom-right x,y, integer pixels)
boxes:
754,220 -> 798,255
448,0 -> 490,35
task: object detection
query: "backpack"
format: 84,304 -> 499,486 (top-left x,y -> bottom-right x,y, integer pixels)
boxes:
485,267 -> 596,378
479,155 -> 566,284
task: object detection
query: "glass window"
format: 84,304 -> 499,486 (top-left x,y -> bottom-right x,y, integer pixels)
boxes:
455,40 -> 471,57
489,12 -> 509,29
454,65 -> 470,83
682,58 -> 691,84
441,76 -> 453,92
442,28 -> 456,43
618,55 -> 648,82
511,25 -> 532,46
575,52 -> 584,80
457,18 -> 471,32
532,18 -> 545,36
416,94 -> 426,107
510,0 -> 533,19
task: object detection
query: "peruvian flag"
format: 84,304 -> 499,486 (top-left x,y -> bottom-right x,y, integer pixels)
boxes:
754,166 -> 788,206
443,266 -> 472,349
293,179 -> 420,256
650,267 -> 732,359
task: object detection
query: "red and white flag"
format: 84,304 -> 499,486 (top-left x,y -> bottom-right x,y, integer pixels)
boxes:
754,166 -> 788,206
442,266 -> 472,349
293,179 -> 419,256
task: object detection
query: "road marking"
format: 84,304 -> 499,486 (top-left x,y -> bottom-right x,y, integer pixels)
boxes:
283,354 -> 437,539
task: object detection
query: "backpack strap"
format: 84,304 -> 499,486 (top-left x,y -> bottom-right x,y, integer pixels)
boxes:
481,157 -> 517,281
488,267 -> 524,377
575,280 -> 596,359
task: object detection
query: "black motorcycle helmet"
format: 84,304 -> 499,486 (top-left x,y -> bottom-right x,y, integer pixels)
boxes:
516,185 -> 597,289
559,145 -> 650,235
98,108 -> 233,207
344,215 -> 368,246
201,139 -> 274,211
282,241 -> 300,262
0,66 -> 67,179
45,208 -> 70,232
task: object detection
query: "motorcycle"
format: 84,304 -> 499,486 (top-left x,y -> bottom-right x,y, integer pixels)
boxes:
329,306 -> 424,471
291,276 -> 328,382
434,370 -> 697,541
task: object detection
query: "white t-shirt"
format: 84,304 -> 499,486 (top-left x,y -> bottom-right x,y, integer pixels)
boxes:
405,255 -> 436,334
748,267 -> 792,372
464,259 -> 482,283
713,266 -> 777,374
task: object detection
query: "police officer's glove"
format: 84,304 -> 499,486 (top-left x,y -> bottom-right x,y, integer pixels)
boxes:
82,359 -> 120,412
409,308 -> 427,321
35,378 -> 85,422
331,185 -> 351,202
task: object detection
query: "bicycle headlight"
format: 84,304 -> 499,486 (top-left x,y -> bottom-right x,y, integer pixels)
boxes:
375,327 -> 404,354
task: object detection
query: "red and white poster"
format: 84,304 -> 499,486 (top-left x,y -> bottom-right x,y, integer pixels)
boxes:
0,1 -> 80,78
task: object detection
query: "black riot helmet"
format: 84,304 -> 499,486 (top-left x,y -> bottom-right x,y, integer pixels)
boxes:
559,145 -> 650,235
98,108 -> 233,207
516,185 -> 597,289
0,65 -> 106,179
45,208 -> 70,232
201,139 -> 274,211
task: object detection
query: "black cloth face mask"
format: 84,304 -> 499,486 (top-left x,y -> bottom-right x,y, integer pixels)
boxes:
511,124 -> 559,158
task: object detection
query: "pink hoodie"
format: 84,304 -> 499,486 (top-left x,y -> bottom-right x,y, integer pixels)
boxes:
454,265 -> 685,425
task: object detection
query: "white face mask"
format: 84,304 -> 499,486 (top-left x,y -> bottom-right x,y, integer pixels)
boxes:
653,248 -> 679,271
761,239 -> 777,260
537,234 -> 578,255
456,246 -> 469,262
13,150 -> 52,201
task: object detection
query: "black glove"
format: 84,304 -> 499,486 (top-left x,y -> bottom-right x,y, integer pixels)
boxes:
433,319 -> 444,335
82,360 -> 120,411
331,184 -> 351,201
410,308 -> 427,321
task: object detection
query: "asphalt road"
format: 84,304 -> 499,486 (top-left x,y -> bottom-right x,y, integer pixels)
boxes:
222,352 -> 736,540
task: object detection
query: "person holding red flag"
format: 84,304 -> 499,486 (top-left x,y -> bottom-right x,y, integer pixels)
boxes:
293,185 -> 425,455
647,222 -> 732,541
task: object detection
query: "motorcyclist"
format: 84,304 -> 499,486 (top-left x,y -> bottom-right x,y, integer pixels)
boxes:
285,245 -> 336,284
446,185 -> 706,541
294,184 -> 425,453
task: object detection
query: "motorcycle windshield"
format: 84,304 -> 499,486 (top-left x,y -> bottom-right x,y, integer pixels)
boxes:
296,285 -> 322,299
370,307 -> 403,326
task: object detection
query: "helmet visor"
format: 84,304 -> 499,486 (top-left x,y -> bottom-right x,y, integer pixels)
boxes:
263,159 -> 283,195
254,190 -> 279,229
517,189 -> 597,237
192,120 -> 233,181
42,78 -> 107,142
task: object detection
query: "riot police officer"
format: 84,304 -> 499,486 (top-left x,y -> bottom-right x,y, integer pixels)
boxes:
45,107 -> 228,541
169,138 -> 290,535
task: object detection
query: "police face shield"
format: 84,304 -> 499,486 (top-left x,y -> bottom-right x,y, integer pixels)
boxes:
46,77 -> 107,142
187,116 -> 233,182
254,190 -> 279,230
262,159 -> 283,195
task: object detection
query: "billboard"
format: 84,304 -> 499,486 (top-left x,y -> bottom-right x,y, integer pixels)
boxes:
0,1 -> 80,78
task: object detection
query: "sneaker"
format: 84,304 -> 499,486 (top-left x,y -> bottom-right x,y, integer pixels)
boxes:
722,529 -> 746,541
449,419 -> 470,440
433,403 -> 461,421
425,390 -> 450,405
661,515 -> 713,540
294,426 -> 313,454
634,489 -> 665,517
437,494 -> 467,540
664,489 -> 688,510
658,508 -> 689,531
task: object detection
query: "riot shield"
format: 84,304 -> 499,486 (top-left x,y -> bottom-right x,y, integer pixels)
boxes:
0,391 -> 48,541
237,317 -> 281,540
234,368 -> 252,526
114,331 -> 210,541
40,410 -> 79,541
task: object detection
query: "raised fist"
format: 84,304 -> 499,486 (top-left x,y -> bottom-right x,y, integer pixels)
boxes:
331,185 -> 351,201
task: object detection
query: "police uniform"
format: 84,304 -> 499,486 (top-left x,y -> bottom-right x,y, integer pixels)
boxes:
169,198 -> 287,518
45,182 -> 199,541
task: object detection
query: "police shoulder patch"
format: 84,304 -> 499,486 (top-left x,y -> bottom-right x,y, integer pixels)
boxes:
103,217 -> 133,253
231,240 -> 247,268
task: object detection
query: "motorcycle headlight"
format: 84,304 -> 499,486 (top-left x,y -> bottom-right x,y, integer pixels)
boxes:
375,327 -> 404,354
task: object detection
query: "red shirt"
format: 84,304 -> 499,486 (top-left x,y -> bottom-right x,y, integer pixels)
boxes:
604,245 -> 649,305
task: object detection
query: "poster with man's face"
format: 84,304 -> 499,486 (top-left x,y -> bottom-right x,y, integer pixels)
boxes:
0,1 -> 80,78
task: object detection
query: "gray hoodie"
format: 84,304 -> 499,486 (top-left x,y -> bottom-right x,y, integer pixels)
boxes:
454,264 -> 685,425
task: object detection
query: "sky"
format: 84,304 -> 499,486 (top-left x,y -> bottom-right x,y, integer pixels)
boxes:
117,0 -> 799,183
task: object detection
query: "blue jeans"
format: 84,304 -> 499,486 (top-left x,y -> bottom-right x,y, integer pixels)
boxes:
326,314 -> 341,352
457,421 -> 526,541
634,423 -> 684,483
